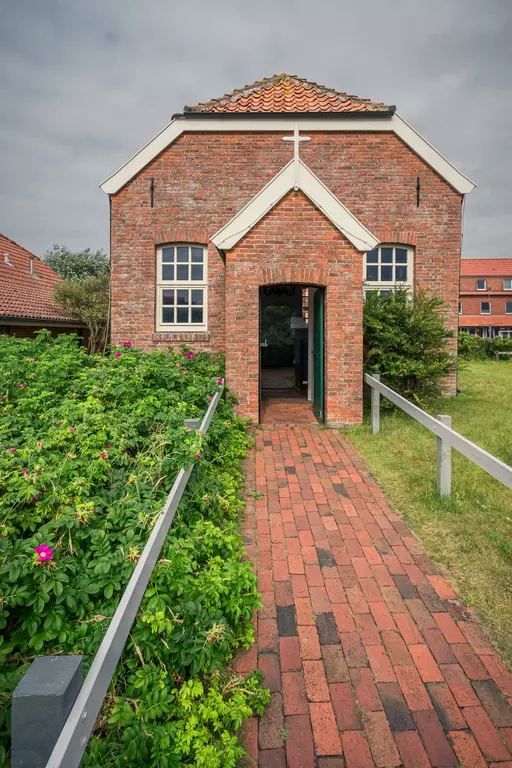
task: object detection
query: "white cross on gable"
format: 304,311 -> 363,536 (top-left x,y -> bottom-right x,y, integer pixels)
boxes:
282,124 -> 311,190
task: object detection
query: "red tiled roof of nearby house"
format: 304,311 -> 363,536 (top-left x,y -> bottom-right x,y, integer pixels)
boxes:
0,233 -> 73,321
184,74 -> 392,114
460,259 -> 512,276
459,315 -> 512,327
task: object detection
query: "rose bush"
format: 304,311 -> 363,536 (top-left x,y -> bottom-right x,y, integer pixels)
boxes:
0,331 -> 267,766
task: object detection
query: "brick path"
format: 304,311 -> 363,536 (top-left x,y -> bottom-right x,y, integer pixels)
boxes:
239,425 -> 512,768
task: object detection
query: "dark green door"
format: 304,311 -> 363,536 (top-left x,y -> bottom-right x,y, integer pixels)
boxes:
313,289 -> 324,422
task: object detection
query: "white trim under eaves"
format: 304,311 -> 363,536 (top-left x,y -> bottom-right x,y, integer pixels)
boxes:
211,159 -> 379,252
100,114 -> 476,196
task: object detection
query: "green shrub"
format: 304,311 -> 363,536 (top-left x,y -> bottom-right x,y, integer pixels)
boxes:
0,332 -> 267,766
458,331 -> 512,360
363,289 -> 456,404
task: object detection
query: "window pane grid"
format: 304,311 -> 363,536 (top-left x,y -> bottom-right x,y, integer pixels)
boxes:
157,245 -> 207,330
365,246 -> 412,285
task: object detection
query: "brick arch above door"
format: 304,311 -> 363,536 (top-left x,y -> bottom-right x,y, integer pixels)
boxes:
258,266 -> 330,287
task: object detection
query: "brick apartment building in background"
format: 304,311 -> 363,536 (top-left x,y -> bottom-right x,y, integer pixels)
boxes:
459,259 -> 512,339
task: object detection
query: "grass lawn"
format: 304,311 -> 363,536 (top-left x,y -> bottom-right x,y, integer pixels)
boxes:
345,360 -> 512,666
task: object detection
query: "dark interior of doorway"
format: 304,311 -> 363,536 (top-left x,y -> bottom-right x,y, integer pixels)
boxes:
260,285 -> 308,401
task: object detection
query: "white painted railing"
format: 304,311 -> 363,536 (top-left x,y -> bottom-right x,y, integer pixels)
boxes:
11,384 -> 224,768
365,373 -> 512,496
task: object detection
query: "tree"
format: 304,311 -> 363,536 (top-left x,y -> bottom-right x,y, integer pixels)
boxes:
43,244 -> 110,281
363,288 -> 456,403
53,274 -> 110,354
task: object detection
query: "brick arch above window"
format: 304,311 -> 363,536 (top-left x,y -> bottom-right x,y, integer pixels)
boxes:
374,230 -> 418,247
258,266 -> 330,287
153,228 -> 209,246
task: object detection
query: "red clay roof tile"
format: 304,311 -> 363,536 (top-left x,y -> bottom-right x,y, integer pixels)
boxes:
460,259 -> 512,277
185,74 -> 392,114
459,316 -> 512,327
0,233 -> 74,322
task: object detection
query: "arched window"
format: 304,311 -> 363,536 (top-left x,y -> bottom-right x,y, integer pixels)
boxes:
364,245 -> 414,296
156,244 -> 207,332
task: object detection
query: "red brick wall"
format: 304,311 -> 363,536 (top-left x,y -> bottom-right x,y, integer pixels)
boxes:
460,295 -> 512,315
460,276 -> 512,293
110,130 -> 463,414
226,191 -> 362,424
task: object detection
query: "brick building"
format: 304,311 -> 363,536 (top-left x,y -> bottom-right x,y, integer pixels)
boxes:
459,259 -> 512,339
101,74 -> 475,425
0,233 -> 86,340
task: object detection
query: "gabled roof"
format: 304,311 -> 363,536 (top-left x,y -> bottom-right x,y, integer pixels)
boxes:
460,259 -> 512,277
211,159 -> 379,252
100,75 -> 476,196
184,74 -> 393,114
0,233 -> 74,322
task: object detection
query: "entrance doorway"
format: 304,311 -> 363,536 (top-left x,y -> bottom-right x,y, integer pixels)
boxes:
259,285 -> 324,423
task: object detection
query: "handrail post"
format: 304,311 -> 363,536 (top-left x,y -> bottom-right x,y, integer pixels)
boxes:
437,414 -> 452,498
371,373 -> 381,435
184,418 -> 201,431
11,656 -> 83,768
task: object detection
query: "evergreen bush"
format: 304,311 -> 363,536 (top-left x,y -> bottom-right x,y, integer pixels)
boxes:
363,288 -> 456,404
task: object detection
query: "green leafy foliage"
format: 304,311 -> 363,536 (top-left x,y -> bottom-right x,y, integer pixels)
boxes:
43,245 -> 110,280
363,288 -> 456,404
0,332 -> 267,765
53,274 -> 110,353
458,331 -> 512,360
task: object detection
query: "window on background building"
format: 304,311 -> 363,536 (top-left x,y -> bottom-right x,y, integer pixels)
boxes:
476,279 -> 487,290
458,302 -> 463,314
506,302 -> 512,314
499,329 -> 512,339
481,301 -> 491,314
505,280 -> 512,291
364,245 -> 413,295
156,245 -> 207,332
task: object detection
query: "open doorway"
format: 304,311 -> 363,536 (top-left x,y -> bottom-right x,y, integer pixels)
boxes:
259,285 -> 324,422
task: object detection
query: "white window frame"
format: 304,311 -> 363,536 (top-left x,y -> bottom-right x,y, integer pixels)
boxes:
458,301 -> 463,315
504,279 -> 512,291
506,301 -> 512,315
499,329 -> 512,339
480,301 -> 491,315
476,279 -> 487,291
156,244 -> 208,332
363,245 -> 414,295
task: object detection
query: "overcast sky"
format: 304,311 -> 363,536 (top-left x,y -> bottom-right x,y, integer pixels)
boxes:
1,0 -> 510,259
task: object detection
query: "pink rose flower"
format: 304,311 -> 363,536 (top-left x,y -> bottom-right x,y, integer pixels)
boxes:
186,352 -> 195,359
69,428 -> 75,433
7,447 -> 16,453
123,341 -> 132,347
18,383 -> 26,388
23,468 -> 29,475
34,544 -> 53,563
115,351 -> 121,358
217,377 -> 224,385
195,453 -> 201,460
100,451 -> 109,460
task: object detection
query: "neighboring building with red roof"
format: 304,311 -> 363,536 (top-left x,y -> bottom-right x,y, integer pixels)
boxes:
101,73 -> 475,425
459,259 -> 512,339
0,233 -> 86,339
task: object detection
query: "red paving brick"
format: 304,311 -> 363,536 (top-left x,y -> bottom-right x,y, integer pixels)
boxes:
242,424 -> 512,765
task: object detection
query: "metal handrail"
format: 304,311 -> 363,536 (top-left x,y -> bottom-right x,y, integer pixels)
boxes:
365,373 -> 512,491
45,384 -> 224,768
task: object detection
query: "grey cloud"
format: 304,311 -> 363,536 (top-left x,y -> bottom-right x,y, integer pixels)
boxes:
0,0 -> 510,258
